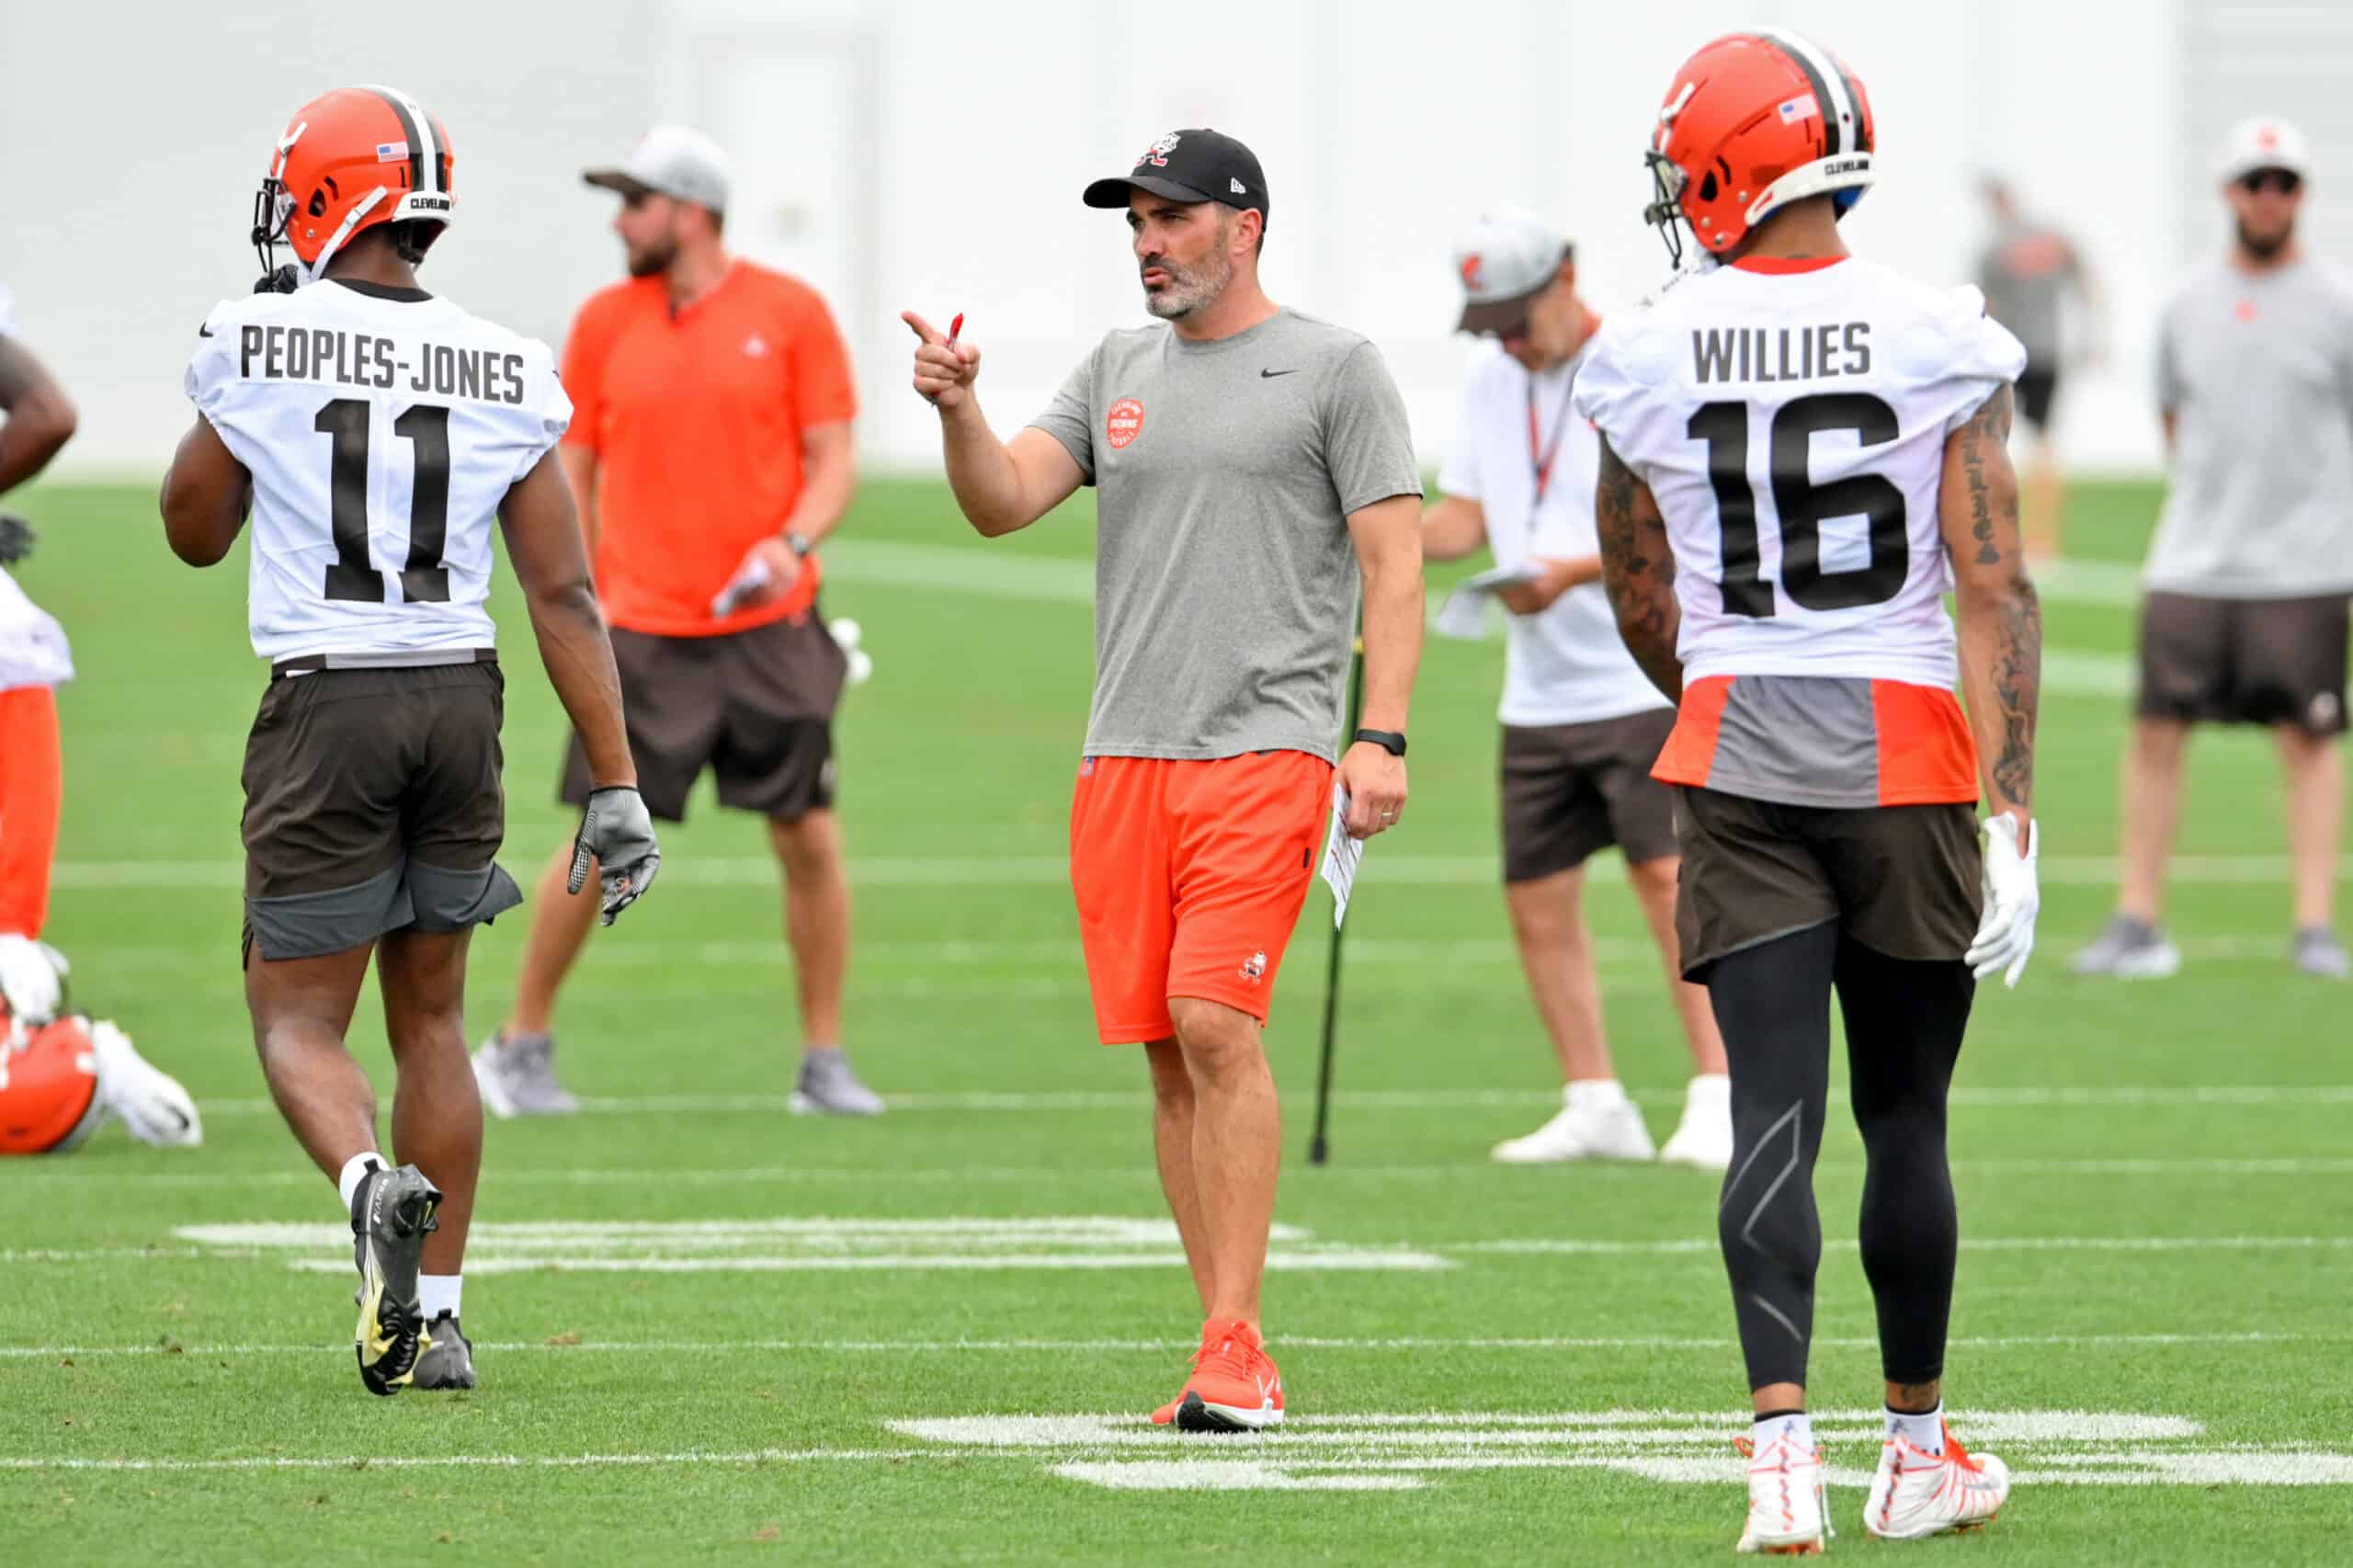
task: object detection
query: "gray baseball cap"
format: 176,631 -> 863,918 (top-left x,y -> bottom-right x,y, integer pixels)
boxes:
584,125 -> 732,212
1452,209 -> 1571,335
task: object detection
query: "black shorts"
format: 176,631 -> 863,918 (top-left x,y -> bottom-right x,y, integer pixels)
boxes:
2135,590 -> 2349,736
1671,786 -> 1982,981
241,660 -> 520,963
1499,709 -> 1679,882
561,608 -> 848,824
2015,366 -> 2060,430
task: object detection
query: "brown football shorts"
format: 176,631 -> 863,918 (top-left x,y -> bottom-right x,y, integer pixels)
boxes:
1499,709 -> 1680,883
2136,589 -> 2349,736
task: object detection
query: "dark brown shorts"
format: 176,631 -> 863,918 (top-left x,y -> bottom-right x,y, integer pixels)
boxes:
2136,590 -> 2349,735
561,609 -> 848,823
1500,709 -> 1680,882
1671,786 -> 1982,981
241,662 -> 520,962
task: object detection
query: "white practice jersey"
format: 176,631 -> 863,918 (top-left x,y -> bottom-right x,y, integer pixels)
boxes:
184,279 -> 570,662
0,280 -> 74,690
1575,257 -> 2024,689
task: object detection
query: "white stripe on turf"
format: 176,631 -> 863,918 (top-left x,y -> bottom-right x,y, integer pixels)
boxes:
50,852 -> 2353,891
170,1084 -> 2353,1119
1465,1235 -> 2353,1255
1,1330 -> 2334,1358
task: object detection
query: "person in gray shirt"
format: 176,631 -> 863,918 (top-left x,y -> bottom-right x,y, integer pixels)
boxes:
901,128 -> 1424,1431
1974,178 -> 2102,559
2076,117 -> 2353,981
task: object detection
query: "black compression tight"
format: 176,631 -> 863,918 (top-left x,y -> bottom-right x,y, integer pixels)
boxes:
1708,923 -> 1975,1392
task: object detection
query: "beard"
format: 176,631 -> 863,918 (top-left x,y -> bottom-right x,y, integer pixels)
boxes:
626,232 -> 679,278
1142,244 -> 1234,320
2236,215 -> 2294,261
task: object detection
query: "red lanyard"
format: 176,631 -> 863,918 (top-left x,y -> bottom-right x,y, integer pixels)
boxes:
1527,370 -> 1577,504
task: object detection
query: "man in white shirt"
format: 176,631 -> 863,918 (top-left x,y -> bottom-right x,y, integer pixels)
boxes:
1424,211 -> 1730,1169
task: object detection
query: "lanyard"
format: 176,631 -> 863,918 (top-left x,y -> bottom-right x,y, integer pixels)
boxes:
1527,368 -> 1579,504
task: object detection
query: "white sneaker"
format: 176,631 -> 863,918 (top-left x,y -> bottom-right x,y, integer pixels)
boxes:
1490,1086 -> 1655,1164
1659,1074 -> 1733,1170
1864,1424 -> 2010,1540
1737,1428 -> 1828,1555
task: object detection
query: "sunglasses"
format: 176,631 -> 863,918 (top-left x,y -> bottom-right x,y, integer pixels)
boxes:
2238,168 -> 2302,197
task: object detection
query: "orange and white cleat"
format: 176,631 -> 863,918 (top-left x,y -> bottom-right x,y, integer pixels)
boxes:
1166,1319 -> 1285,1433
1736,1428 -> 1829,1555
1865,1423 -> 2010,1540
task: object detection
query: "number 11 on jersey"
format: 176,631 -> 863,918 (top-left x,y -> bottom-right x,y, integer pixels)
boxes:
316,398 -> 452,604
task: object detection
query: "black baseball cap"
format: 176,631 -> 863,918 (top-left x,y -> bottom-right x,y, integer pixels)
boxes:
1083,129 -> 1269,225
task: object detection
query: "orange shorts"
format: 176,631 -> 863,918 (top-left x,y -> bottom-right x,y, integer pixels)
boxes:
1069,751 -> 1334,1044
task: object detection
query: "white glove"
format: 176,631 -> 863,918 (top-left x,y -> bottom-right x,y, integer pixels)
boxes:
89,1019 -> 202,1147
0,934 -> 68,1025
1966,814 -> 2040,989
829,618 -> 872,687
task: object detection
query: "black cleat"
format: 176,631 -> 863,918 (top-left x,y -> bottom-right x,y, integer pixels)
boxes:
412,1312 -> 476,1390
351,1164 -> 441,1396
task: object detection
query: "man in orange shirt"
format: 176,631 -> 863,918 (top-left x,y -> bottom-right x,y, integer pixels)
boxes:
473,126 -> 881,1117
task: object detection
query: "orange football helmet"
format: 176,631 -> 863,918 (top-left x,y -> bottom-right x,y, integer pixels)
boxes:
1643,29 -> 1876,267
252,85 -> 456,293
0,1009 -> 104,1155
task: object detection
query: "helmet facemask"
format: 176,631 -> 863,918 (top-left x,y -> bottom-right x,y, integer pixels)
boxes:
251,176 -> 300,294
1643,149 -> 1691,271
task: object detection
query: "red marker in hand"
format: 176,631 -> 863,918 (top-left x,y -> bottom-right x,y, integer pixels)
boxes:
947,312 -> 964,350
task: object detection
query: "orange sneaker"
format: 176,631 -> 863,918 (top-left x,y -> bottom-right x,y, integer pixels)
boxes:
1173,1319 -> 1284,1432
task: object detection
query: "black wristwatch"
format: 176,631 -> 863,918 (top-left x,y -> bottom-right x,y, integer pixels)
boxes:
1353,728 -> 1407,757
784,530 -> 814,559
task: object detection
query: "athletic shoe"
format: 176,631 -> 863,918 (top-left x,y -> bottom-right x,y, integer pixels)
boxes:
471,1030 -> 578,1118
1865,1423 -> 2010,1540
1658,1074 -> 1733,1171
2067,915 -> 2180,979
1736,1428 -> 1828,1555
1174,1319 -> 1285,1432
352,1165 -> 441,1397
1491,1088 -> 1655,1164
790,1049 -> 884,1116
412,1312 -> 476,1390
2292,925 -> 2349,979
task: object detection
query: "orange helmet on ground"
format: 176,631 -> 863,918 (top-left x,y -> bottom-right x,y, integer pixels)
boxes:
0,1010 -> 104,1155
252,85 -> 456,293
1642,29 -> 1876,268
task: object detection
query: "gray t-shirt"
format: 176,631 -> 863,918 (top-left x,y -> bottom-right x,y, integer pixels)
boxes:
2150,257 -> 2353,597
1030,307 -> 1421,762
1974,220 -> 2077,366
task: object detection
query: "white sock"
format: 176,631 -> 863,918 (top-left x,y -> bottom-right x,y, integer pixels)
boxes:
1754,1411 -> 1814,1454
1687,1073 -> 1730,1103
336,1153 -> 386,1217
1564,1078 -> 1628,1111
420,1274 -> 462,1321
1887,1403 -> 1945,1454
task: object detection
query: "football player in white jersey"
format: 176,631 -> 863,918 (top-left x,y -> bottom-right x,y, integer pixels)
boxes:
0,281 -> 83,1029
160,86 -> 662,1397
1574,32 -> 2041,1551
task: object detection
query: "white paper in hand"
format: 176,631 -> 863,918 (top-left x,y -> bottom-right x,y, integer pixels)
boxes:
710,554 -> 773,619
1320,781 -> 1364,930
1432,562 -> 1542,642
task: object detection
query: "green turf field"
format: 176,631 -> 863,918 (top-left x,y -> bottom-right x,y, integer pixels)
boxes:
5,476 -> 2350,1565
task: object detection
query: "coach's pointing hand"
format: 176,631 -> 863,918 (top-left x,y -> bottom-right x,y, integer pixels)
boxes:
903,312 -> 979,410
1337,741 -> 1408,840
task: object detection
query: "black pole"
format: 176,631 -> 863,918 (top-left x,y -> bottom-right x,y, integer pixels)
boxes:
1307,635 -> 1366,1166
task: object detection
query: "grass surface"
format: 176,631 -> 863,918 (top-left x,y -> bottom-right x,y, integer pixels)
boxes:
4,476 -> 2349,1565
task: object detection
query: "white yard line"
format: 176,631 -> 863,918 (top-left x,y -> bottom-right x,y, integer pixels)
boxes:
51,853 -> 2353,892
2,1330 -> 2333,1360
1465,1235 -> 2353,1256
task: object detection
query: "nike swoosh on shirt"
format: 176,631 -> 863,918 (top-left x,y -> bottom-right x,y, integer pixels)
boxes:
1260,368 -> 1299,378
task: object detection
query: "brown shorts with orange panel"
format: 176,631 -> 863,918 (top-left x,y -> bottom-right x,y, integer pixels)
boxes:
1651,673 -> 1984,978
1068,750 -> 1334,1044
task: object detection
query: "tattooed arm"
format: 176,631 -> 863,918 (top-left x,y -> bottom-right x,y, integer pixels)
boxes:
1595,433 -> 1684,702
1938,383 -> 2040,829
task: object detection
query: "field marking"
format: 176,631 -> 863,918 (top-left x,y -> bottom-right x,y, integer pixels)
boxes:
51,853 -> 2353,892
166,1215 -> 1449,1276
176,1083 -> 2353,1121
887,1408 -> 2353,1492
0,1448 -> 947,1473
1466,1235 -> 2353,1256
5,1330 -> 2336,1360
